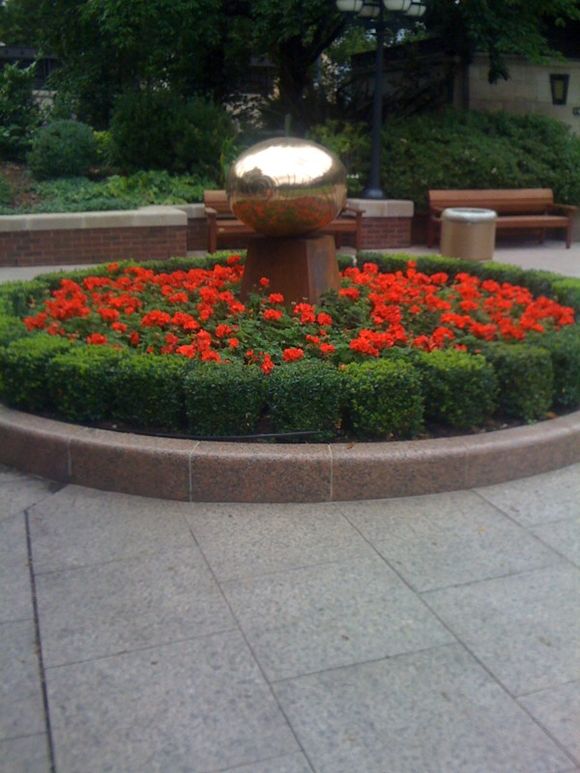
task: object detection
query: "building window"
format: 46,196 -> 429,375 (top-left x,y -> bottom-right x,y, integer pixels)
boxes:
550,73 -> 570,106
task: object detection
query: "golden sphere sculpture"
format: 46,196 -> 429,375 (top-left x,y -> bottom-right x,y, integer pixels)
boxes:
227,137 -> 347,237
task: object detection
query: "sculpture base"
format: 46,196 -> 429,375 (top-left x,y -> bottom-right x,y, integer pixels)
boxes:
240,234 -> 340,306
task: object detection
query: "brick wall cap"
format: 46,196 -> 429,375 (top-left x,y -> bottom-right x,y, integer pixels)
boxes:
173,203 -> 206,219
0,206 -> 187,233
347,199 -> 414,218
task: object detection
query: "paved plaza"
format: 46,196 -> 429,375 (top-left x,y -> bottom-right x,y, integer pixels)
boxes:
0,463 -> 579,772
1,240 -> 580,772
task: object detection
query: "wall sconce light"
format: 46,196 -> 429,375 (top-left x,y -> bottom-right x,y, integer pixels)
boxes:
550,73 -> 570,106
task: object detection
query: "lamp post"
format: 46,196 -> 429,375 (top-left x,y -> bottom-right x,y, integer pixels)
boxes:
336,0 -> 426,199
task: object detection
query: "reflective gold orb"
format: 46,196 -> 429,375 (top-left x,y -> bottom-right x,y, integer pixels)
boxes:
227,138 -> 347,237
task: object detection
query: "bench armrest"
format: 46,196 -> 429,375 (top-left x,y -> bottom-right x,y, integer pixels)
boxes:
430,207 -> 445,218
550,203 -> 577,214
205,206 -> 218,217
343,204 -> 364,214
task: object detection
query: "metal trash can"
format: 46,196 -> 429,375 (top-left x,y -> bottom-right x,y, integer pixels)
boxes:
441,208 -> 497,262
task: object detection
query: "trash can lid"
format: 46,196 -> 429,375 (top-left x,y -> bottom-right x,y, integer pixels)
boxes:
442,207 -> 497,222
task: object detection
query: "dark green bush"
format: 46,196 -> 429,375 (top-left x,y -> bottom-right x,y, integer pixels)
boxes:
183,363 -> 266,436
28,120 -> 98,180
47,347 -> 123,422
309,121 -> 370,196
0,279 -> 50,317
0,335 -> 73,411
414,349 -> 498,429
113,354 -> 190,431
315,110 -> 580,209
551,279 -> 580,313
0,175 -> 12,206
483,343 -> 554,422
268,360 -> 343,438
533,325 -> 580,410
0,314 -> 27,348
110,90 -> 235,179
342,359 -> 424,438
0,63 -> 40,161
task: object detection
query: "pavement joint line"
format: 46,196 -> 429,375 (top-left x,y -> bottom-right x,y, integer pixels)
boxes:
471,487 -> 580,571
209,751 -> 312,773
0,615 -> 34,625
515,677 -> 580,698
182,516 -> 317,773
23,507 -> 56,773
267,640 -> 460,685
0,730 -> 48,742
42,627 -> 241,671
415,558 -> 570,596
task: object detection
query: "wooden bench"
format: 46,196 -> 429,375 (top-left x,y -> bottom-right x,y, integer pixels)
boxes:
427,189 -> 576,249
204,190 -> 364,253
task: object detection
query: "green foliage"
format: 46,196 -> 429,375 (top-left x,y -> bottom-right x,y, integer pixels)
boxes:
310,110 -> 580,211
0,63 -> 40,161
93,130 -> 115,174
0,280 -> 49,317
483,343 -> 554,422
0,335 -> 73,411
28,120 -> 98,180
0,171 -> 212,215
47,346 -> 122,422
551,278 -> 580,313
309,121 -> 370,195
0,314 -> 27,348
183,363 -> 266,436
533,325 -> 580,410
268,360 -> 343,438
110,90 -> 235,179
112,354 -> 190,431
342,359 -> 424,439
0,174 -> 12,206
414,349 -> 498,429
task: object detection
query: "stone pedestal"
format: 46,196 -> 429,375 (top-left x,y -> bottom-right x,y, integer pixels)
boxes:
240,234 -> 340,305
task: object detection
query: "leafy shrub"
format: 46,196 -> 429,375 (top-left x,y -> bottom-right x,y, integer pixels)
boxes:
268,360 -> 343,438
316,110 -> 580,209
309,120 -> 370,195
110,90 -> 236,180
551,278 -> 580,313
342,359 -> 424,438
0,63 -> 40,161
28,120 -> 98,180
414,349 -> 498,429
0,335 -> 73,411
0,175 -> 12,206
0,280 -> 49,317
113,355 -> 190,431
183,363 -> 266,436
483,343 -> 553,422
47,347 -> 123,422
533,325 -> 580,410
0,314 -> 27,349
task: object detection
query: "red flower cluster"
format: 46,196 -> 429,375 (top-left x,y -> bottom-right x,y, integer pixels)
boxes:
23,258 -> 575,372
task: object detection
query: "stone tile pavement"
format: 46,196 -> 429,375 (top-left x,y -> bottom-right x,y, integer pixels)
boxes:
1,462 -> 580,772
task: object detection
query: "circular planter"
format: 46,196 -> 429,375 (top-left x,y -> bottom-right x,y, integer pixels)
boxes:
1,404 -> 578,502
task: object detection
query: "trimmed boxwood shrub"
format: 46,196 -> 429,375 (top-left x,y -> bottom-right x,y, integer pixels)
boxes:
28,120 -> 98,180
183,363 -> 266,436
414,349 -> 498,429
551,278 -> 580,313
47,347 -> 123,423
534,325 -> 580,410
113,354 -> 190,431
0,315 -> 26,348
342,359 -> 424,439
0,335 -> 73,411
268,360 -> 343,438
483,343 -> 554,422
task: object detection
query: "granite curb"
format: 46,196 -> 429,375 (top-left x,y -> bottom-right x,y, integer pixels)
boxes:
0,404 -> 578,502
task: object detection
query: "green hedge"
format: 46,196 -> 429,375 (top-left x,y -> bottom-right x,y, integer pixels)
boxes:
47,347 -> 122,422
183,363 -> 266,437
414,350 -> 498,429
343,359 -> 424,439
113,354 -> 190,431
483,343 -> 554,422
0,335 -> 74,411
28,120 -> 98,180
268,360 -> 343,439
534,324 -> 580,409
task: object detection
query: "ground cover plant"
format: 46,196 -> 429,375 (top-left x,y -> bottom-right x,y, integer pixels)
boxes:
0,253 -> 578,440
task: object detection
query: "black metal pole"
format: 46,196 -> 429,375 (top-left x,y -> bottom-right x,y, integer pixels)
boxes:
362,6 -> 386,199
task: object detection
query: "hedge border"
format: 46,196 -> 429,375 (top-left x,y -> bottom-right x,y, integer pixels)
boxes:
0,252 -> 579,441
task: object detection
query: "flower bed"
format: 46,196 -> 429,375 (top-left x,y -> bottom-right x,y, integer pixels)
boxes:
1,252 -> 579,440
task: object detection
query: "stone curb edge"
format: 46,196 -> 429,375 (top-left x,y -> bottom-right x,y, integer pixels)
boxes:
1,404 -> 578,502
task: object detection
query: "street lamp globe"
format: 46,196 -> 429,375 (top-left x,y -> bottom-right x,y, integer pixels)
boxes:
383,0 -> 412,11
406,2 -> 426,16
336,0 -> 363,11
